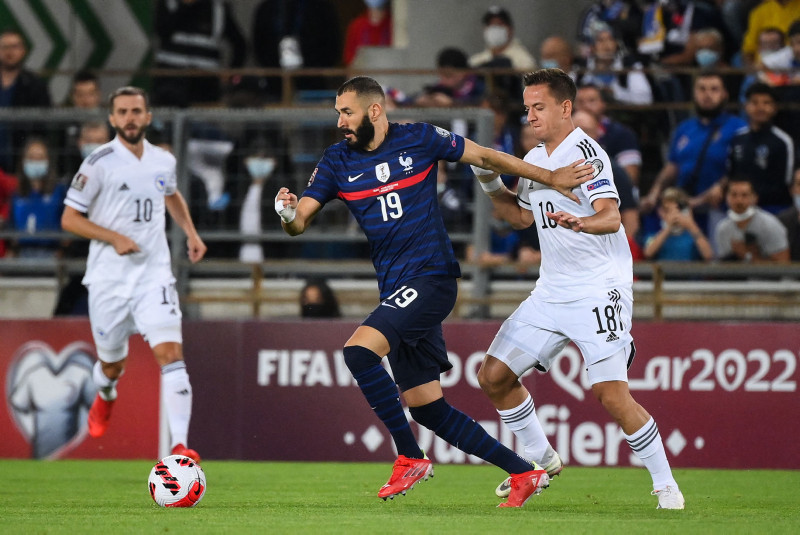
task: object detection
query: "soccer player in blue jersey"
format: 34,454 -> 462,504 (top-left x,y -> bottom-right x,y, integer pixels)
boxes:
274,76 -> 593,508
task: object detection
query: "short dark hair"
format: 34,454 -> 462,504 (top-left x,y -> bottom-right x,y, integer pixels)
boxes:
745,81 -> 777,102
728,174 -> 755,191
522,68 -> 577,103
693,69 -> 726,87
482,6 -> 512,27
436,47 -> 468,69
72,69 -> 98,86
108,86 -> 149,111
337,76 -> 385,100
788,20 -> 800,38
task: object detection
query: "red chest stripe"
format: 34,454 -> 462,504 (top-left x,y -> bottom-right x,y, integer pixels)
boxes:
338,164 -> 433,201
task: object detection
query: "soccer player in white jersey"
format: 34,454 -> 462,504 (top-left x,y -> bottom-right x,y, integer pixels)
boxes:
61,86 -> 206,463
471,69 -> 685,509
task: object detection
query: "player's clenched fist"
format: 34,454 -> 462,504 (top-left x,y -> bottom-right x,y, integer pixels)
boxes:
274,187 -> 297,223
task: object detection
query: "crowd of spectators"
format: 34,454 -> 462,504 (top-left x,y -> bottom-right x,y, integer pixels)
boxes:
1,0 -> 800,272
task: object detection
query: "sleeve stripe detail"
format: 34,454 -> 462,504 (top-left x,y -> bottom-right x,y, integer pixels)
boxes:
88,147 -> 114,165
64,196 -> 88,212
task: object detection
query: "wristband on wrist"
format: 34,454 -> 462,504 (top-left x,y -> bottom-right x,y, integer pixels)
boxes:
479,176 -> 504,195
274,198 -> 296,223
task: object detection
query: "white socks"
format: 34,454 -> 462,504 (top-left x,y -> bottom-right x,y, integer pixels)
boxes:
497,394 -> 550,463
93,361 -> 118,401
625,417 -> 678,490
161,361 -> 193,447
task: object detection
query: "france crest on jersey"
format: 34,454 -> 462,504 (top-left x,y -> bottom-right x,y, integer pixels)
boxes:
303,122 -> 465,298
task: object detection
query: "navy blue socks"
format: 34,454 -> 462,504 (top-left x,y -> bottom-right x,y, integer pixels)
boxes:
343,345 -> 424,459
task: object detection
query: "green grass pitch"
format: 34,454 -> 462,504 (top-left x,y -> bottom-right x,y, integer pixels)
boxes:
1,460 -> 798,534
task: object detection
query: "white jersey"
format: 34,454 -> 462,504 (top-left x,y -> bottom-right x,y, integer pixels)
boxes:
518,127 -> 632,302
64,137 -> 178,298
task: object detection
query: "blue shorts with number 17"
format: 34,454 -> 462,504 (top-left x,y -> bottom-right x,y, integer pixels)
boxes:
362,275 -> 457,392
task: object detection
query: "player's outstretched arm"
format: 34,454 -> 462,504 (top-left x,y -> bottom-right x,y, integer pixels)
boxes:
460,139 -> 593,203
274,187 -> 322,236
165,191 -> 207,263
61,205 -> 140,256
470,167 -> 534,229
546,198 -> 621,234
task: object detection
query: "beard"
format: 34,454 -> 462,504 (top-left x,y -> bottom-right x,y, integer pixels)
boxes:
114,124 -> 147,145
341,115 -> 375,150
694,100 -> 726,120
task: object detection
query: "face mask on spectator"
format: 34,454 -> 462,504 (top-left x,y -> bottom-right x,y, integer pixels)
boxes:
364,0 -> 387,9
727,206 -> 756,222
695,49 -> 720,67
23,160 -> 48,179
484,26 -> 509,49
760,47 -> 793,69
80,143 -> 101,159
540,59 -> 560,69
246,157 -> 276,179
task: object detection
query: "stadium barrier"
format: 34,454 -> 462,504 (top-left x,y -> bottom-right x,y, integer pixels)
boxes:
1,318 -> 797,469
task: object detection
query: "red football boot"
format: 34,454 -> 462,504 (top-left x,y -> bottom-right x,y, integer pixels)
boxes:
87,393 -> 114,438
378,455 -> 433,500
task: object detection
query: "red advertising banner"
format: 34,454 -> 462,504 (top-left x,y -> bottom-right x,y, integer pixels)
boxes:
183,320 -> 799,469
2,319 -> 797,469
0,319 -> 160,460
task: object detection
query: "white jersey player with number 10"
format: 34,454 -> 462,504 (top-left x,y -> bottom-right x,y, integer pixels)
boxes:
66,136 -> 177,298
62,86 -> 206,464
473,68 -> 684,510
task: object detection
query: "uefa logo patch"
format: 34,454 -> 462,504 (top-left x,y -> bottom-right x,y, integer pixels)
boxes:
586,178 -> 610,191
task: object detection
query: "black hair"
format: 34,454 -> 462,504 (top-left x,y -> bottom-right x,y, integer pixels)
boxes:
744,81 -> 778,102
72,69 -> 99,86
436,47 -> 469,69
337,76 -> 385,100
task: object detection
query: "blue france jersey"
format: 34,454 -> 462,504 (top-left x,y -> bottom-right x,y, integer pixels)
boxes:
303,122 -> 465,298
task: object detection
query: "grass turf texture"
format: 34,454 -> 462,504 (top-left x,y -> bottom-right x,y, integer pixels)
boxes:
0,460 -> 798,534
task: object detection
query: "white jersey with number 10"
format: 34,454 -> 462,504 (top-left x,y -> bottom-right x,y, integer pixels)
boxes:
64,136 -> 177,299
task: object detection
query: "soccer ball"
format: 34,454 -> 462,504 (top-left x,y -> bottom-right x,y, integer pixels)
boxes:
148,454 -> 206,507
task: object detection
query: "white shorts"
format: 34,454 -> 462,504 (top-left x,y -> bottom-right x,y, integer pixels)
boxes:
88,281 -> 183,363
487,288 -> 634,380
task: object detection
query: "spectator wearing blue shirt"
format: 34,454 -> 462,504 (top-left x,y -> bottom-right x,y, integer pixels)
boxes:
643,187 -> 714,261
641,72 -> 747,236
9,138 -> 66,258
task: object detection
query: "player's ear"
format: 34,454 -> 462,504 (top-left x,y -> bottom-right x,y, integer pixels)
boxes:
369,102 -> 382,122
562,99 -> 572,118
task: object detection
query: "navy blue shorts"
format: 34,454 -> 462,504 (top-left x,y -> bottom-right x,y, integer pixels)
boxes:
362,275 -> 457,392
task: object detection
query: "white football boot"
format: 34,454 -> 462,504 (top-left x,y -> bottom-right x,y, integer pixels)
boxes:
652,486 -> 685,509
496,446 -> 563,498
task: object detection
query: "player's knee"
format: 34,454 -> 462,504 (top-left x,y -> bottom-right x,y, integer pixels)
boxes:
343,345 -> 382,374
476,357 -> 516,398
592,383 -> 631,418
408,397 -> 449,431
153,342 -> 183,366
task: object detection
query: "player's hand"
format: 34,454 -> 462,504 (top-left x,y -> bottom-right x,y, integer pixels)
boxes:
549,160 -> 594,203
186,234 -> 207,264
111,234 -> 140,256
546,210 -> 585,232
274,187 -> 297,223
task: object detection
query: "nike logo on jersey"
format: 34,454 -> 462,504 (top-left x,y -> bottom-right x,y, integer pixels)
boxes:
347,173 -> 364,182
380,302 -> 398,309
119,183 -> 130,191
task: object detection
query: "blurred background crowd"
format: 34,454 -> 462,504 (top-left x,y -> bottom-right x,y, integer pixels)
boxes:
1,0 -> 800,286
